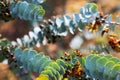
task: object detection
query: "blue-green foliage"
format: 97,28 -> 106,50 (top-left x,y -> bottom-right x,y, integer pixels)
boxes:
1,38 -> 120,80
13,48 -> 67,80
14,48 -> 50,72
11,3 -> 120,48
11,3 -> 99,47
9,1 -> 45,21
80,3 -> 98,22
85,54 -> 120,80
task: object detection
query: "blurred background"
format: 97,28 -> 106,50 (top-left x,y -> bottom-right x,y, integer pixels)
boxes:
0,0 -> 120,80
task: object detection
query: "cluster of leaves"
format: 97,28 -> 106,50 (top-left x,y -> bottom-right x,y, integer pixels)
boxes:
85,54 -> 120,80
1,37 -> 120,80
11,3 -> 98,47
11,3 -> 120,49
0,38 -> 84,80
5,46 -> 66,80
0,0 -> 45,22
12,47 -> 85,80
7,43 -> 120,80
9,1 -> 45,21
14,48 -> 51,73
